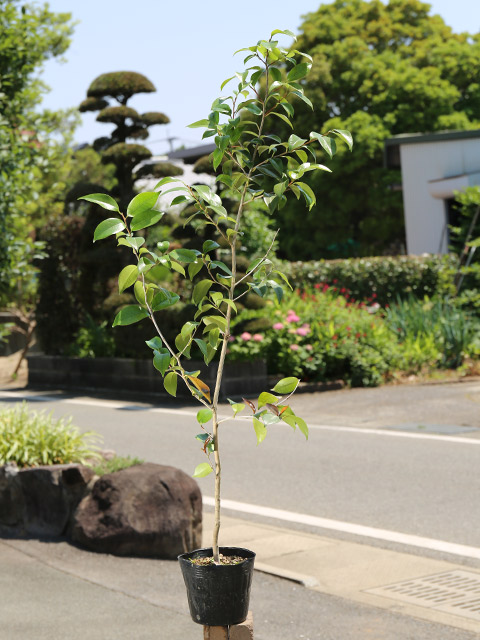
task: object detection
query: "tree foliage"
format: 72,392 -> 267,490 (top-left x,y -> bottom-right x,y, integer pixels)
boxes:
0,0 -> 74,296
274,0 -> 480,259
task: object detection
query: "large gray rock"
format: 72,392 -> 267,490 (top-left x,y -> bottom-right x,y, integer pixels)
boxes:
0,463 -> 95,537
71,463 -> 202,558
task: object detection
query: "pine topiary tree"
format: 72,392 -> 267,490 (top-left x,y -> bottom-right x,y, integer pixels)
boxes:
79,71 -> 181,207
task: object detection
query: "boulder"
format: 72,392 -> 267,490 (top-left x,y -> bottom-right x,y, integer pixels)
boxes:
0,464 -> 95,537
71,463 -> 202,558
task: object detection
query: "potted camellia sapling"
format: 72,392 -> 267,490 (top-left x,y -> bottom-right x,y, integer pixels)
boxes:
81,29 -> 352,627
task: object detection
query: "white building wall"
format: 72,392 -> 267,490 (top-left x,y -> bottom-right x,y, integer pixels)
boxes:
399,138 -> 480,254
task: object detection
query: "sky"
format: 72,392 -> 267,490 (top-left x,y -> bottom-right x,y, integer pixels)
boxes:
38,0 -> 480,155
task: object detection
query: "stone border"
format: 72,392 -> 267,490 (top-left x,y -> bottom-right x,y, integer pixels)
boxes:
27,355 -> 267,398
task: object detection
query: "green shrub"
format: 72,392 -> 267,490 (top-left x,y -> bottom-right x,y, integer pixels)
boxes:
283,255 -> 458,306
229,287 -> 402,387
385,296 -> 480,370
0,403 -> 101,467
67,314 -> 116,358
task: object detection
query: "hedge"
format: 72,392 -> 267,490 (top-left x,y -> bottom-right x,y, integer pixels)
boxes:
283,254 -> 459,306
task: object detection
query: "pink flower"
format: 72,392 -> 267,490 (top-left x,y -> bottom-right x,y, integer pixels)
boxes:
228,336 -> 235,342
252,334 -> 263,342
305,344 -> 313,351
296,327 -> 309,336
273,322 -> 284,330
290,344 -> 299,351
286,312 -> 300,323
240,332 -> 252,341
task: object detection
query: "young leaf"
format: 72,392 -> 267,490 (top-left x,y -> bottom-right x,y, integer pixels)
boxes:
296,416 -> 309,439
93,218 -> 125,242
188,260 -> 203,280
193,462 -> 213,478
188,119 -> 210,129
164,371 -> 177,397
197,408 -> 213,424
258,392 -> 281,408
118,265 -> 138,293
118,236 -> 145,250
253,417 -> 267,445
79,193 -> 119,212
127,192 -> 158,217
112,305 -> 149,327
272,377 -> 299,395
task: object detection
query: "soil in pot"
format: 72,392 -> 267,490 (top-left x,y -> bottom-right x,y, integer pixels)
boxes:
178,546 -> 255,626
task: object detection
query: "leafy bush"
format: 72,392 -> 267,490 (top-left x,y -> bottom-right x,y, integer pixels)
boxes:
283,254 -> 457,307
0,402 -> 101,467
385,296 -> 480,371
67,314 -> 116,358
229,286 -> 402,387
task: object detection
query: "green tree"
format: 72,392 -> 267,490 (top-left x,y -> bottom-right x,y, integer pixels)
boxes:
79,72 -> 179,208
274,0 -> 480,259
0,0 -> 74,294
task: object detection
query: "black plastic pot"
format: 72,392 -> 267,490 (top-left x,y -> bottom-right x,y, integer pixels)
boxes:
178,546 -> 255,626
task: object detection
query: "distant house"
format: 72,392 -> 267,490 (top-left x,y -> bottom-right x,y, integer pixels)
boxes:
385,130 -> 480,254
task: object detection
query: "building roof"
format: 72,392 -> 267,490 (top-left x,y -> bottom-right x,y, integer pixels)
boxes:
384,129 -> 480,169
167,143 -> 216,164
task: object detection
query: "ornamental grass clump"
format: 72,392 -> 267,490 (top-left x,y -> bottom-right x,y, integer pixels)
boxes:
0,402 -> 101,468
80,29 -> 352,563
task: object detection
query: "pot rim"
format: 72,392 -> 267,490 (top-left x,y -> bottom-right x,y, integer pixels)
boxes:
178,546 -> 256,564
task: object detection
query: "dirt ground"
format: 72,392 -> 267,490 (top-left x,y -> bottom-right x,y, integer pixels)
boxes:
0,354 -> 28,389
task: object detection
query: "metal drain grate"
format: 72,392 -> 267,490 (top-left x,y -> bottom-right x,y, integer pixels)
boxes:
366,570 -> 480,622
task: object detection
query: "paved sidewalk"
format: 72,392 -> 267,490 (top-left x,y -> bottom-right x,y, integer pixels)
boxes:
1,510 -> 479,640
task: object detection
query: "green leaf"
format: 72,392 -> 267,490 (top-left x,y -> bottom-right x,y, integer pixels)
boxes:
193,279 -> 213,305
113,305 -> 149,327
79,193 -> 119,212
258,392 -> 280,408
287,62 -> 309,82
253,417 -> 267,445
187,119 -> 210,129
192,184 -> 222,207
117,236 -> 145,250
210,261 -> 232,276
295,181 -> 316,211
202,240 -> 220,254
154,176 -> 179,189
287,134 -> 307,150
151,290 -> 180,311
193,463 -> 213,478
332,129 -> 353,151
164,371 -> 177,397
291,90 -> 313,110
271,28 -> 296,40
310,132 -> 337,159
197,408 -> 213,424
202,315 -> 228,332
153,348 -> 171,376
272,377 -> 299,395
127,192 -> 158,217
213,148 -> 224,171
170,248 -> 199,263
188,260 -> 203,280
93,218 -> 126,242
220,75 -> 235,90
269,111 -> 293,129
118,265 -> 138,293
130,209 -> 164,231
145,337 -> 163,350
296,416 -> 309,439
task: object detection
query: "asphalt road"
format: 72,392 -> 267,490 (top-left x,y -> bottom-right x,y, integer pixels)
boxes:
2,380 -> 479,553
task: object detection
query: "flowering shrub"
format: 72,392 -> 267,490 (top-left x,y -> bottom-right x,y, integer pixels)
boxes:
229,286 -> 401,386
